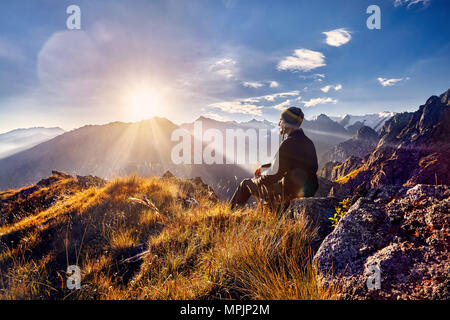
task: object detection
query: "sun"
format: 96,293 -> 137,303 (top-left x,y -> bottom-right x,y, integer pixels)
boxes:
125,85 -> 162,121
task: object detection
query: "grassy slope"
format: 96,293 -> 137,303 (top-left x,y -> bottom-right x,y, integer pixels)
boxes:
0,174 -> 339,300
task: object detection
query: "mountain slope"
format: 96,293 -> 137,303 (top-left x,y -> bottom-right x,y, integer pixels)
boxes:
0,172 -> 337,300
320,126 -> 379,167
0,127 -> 64,159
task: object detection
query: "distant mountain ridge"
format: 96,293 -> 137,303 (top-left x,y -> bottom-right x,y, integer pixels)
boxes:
0,127 -> 64,159
330,112 -> 395,133
0,107 -> 407,198
0,118 -> 252,199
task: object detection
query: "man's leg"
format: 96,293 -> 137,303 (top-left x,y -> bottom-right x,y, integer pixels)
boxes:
230,178 -> 259,209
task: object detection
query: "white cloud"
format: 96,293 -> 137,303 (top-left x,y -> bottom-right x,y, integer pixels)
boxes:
377,77 -> 409,87
210,58 -> 237,80
299,73 -> 326,82
216,69 -> 235,79
321,84 -> 342,92
321,85 -> 332,93
259,90 -> 300,102
269,81 -> 279,88
302,97 -> 337,107
213,58 -> 236,68
322,28 -> 352,47
394,0 -> 430,8
209,101 -> 263,115
243,81 -> 264,88
208,90 -> 301,115
277,49 -> 326,72
273,97 -> 301,110
242,80 -> 279,88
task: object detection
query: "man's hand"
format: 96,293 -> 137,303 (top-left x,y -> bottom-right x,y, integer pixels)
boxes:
254,166 -> 262,178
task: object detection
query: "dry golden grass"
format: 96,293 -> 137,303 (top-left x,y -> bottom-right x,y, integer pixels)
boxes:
0,174 -> 340,300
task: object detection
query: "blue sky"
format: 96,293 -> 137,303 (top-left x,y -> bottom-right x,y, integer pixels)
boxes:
0,0 -> 449,132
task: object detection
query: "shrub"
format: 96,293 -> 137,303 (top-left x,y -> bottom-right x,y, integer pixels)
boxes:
329,197 -> 352,229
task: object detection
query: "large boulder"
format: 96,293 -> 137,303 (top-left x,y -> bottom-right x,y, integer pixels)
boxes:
314,184 -> 449,300
287,197 -> 339,251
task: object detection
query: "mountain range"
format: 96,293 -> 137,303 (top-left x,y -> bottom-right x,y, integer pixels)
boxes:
0,105 -> 414,198
0,109 -> 398,199
329,112 -> 395,133
321,88 -> 450,197
0,127 -> 64,159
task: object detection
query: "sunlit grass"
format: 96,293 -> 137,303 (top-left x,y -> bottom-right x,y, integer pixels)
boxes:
335,167 -> 363,184
0,174 -> 340,300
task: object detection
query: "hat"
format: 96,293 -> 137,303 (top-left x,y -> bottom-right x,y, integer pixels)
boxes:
281,107 -> 304,127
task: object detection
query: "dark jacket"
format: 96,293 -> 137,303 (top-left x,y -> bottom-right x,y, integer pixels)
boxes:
259,128 -> 318,197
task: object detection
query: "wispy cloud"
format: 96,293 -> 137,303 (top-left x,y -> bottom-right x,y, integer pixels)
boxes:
302,97 -> 337,107
257,90 -> 300,102
242,80 -> 279,89
377,77 -> 410,86
272,98 -> 302,110
209,91 -> 301,115
322,28 -> 352,47
243,81 -> 264,88
210,58 -> 237,80
299,73 -> 325,82
321,84 -> 342,92
269,81 -> 279,88
208,100 -> 263,115
393,0 -> 431,8
320,85 -> 331,92
277,49 -> 326,72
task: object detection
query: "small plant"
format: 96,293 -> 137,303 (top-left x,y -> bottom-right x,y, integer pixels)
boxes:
335,168 -> 362,184
329,198 -> 352,229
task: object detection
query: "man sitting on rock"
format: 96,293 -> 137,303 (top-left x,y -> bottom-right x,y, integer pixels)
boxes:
230,107 -> 319,209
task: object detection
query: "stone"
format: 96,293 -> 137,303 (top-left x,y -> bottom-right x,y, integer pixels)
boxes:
314,184 -> 450,300
287,197 -> 339,251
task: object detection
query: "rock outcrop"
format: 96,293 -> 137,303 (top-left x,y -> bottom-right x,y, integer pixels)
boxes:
314,184 -> 449,300
287,197 -> 339,251
320,156 -> 364,183
0,170 -> 105,225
